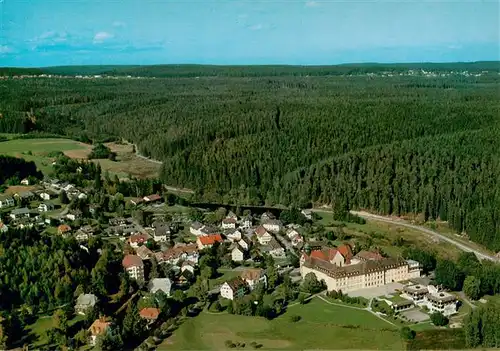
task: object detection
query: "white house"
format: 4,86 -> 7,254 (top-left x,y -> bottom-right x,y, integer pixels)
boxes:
238,236 -> 251,251
241,216 -> 252,229
181,261 -> 196,274
38,202 -> 55,212
262,238 -> 286,258
190,222 -> 204,236
241,268 -> 267,290
149,278 -> 172,296
0,197 -> 15,208
20,178 -> 30,186
152,222 -> 171,242
220,277 -> 248,300
301,209 -> 313,220
39,192 -> 53,201
10,207 -> 30,220
225,228 -> 242,242
66,210 -> 82,221
221,217 -> 237,229
231,245 -> 245,262
122,255 -> 145,282
426,290 -> 458,316
255,226 -> 273,245
263,220 -> 282,233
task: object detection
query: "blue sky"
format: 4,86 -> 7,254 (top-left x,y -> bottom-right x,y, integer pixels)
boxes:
1,0 -> 499,67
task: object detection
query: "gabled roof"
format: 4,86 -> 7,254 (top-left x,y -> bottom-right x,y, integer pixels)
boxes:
225,276 -> 248,291
161,244 -> 199,260
198,234 -> 223,246
58,224 -> 72,232
190,221 -> 203,230
128,233 -> 150,244
11,207 -> 30,215
241,268 -> 264,281
149,278 -> 172,294
136,245 -> 153,259
122,254 -> 144,268
222,217 -> 237,224
144,194 -> 161,201
139,307 -> 160,320
255,226 -> 269,237
76,293 -> 97,306
89,317 -> 111,336
354,250 -> 384,262
337,244 -> 353,261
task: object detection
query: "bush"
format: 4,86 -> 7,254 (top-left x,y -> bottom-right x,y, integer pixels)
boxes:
225,340 -> 236,348
430,312 -> 449,326
400,326 -> 416,340
289,315 -> 301,323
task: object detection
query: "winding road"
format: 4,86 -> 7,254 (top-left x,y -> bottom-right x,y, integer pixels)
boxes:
312,209 -> 496,262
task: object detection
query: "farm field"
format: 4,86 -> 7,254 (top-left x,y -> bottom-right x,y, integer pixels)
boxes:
160,297 -> 404,350
0,136 -> 160,179
314,210 -> 462,260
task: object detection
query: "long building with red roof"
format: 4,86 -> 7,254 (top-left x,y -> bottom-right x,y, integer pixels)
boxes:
300,244 -> 420,292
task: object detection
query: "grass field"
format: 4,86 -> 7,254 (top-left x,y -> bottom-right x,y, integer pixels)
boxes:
27,314 -> 84,347
0,136 -> 160,179
160,297 -> 404,350
315,210 -> 462,260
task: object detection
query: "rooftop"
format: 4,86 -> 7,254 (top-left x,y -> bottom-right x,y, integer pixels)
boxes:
122,254 -> 144,268
198,234 -> 223,246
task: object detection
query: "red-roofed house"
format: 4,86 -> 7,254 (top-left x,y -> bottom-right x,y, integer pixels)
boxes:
88,317 -> 112,346
255,226 -> 273,245
196,234 -> 223,250
128,233 -> 151,248
58,224 -> 72,236
122,254 -> 144,282
139,307 -> 160,325
301,244 -> 353,267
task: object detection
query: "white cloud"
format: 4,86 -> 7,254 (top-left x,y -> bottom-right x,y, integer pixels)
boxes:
34,31 -> 68,43
249,24 -> 263,31
112,21 -> 126,27
93,31 -> 114,43
0,45 -> 13,54
305,1 -> 319,7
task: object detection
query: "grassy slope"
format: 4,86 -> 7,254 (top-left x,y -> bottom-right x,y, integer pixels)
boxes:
0,137 -> 87,175
315,210 -> 462,260
161,298 -> 403,350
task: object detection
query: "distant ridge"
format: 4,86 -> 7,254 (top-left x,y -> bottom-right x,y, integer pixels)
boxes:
1,61 -> 499,78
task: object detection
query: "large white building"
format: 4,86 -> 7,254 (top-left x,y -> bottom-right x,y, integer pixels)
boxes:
300,246 -> 421,293
122,254 -> 145,282
402,284 -> 458,316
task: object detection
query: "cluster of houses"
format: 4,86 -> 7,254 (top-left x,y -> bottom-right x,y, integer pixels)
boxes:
190,211 -> 305,264
0,178 -> 91,231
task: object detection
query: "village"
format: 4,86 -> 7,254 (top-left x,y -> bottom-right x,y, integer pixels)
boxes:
0,157 -> 466,350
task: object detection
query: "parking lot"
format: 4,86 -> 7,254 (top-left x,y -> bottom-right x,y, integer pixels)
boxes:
347,282 -> 405,299
401,309 -> 430,322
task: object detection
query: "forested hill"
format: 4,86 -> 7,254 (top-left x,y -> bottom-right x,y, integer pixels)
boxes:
0,69 -> 499,249
2,61 -> 499,77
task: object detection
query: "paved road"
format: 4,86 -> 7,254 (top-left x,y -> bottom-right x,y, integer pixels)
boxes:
310,208 -> 496,261
350,210 -> 496,262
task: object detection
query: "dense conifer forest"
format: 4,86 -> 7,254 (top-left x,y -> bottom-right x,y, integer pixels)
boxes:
0,64 -> 499,249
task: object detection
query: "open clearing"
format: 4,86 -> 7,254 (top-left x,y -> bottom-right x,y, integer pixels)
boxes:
160,297 -> 404,350
0,137 -> 160,179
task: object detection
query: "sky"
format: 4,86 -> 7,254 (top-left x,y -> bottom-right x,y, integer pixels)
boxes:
0,0 -> 499,67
